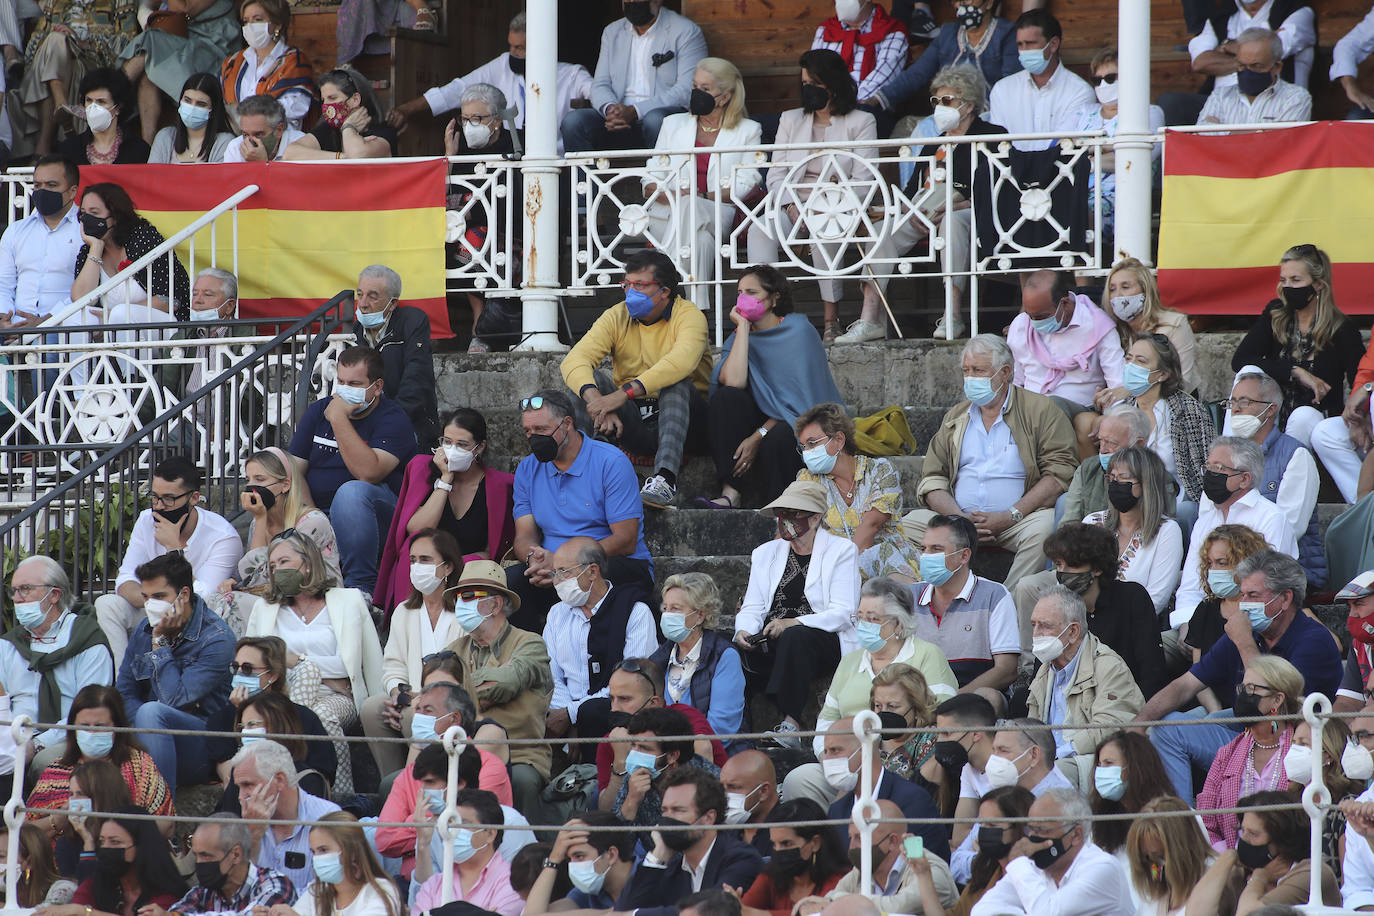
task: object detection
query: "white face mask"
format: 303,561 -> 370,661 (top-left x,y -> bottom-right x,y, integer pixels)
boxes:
932,104 -> 962,134
190,307 -> 222,322
555,571 -> 592,608
1095,79 -> 1120,105
410,562 -> 445,595
242,21 -> 273,49
444,445 -> 475,472
822,754 -> 859,793
1282,744 -> 1313,784
1230,409 -> 1269,440
1031,625 -> 1070,665
984,748 -> 1029,789
1110,293 -> 1145,322
724,788 -> 759,825
144,598 -> 175,628
463,121 -> 494,150
1344,741 -> 1374,782
85,102 -> 114,133
835,0 -> 863,23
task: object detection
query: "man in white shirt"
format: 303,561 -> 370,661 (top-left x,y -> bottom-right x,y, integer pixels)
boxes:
1190,0 -> 1315,89
971,788 -> 1132,915
94,455 -> 244,665
387,11 -> 592,154
1172,436 -> 1298,629
542,537 -> 657,747
1197,27 -> 1312,125
1332,5 -> 1374,117
0,154 -> 83,331
1008,269 -> 1126,416
222,94 -> 306,163
986,10 -> 1095,151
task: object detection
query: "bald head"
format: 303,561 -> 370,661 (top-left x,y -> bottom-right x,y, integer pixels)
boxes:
821,897 -> 880,916
720,749 -> 775,786
719,750 -> 778,823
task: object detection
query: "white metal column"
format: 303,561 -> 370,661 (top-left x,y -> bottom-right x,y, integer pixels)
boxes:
1114,0 -> 1153,265
517,0 -> 565,350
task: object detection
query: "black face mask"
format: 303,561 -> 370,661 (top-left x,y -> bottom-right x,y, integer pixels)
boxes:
97,847 -> 132,877
689,87 -> 717,117
529,426 -> 562,463
658,817 -> 697,852
1232,688 -> 1265,720
508,55 -> 526,75
1106,480 -> 1139,512
31,188 -> 66,217
933,739 -> 969,771
977,825 -> 1010,860
79,212 -> 109,239
1281,285 -> 1315,311
195,857 -> 230,891
766,846 -> 808,876
246,484 -> 276,512
1236,838 -> 1274,870
1235,67 -> 1274,98
1056,570 -> 1095,595
800,83 -> 830,113
878,710 -> 909,733
157,502 -> 192,526
1202,469 -> 1236,506
1026,830 -> 1073,870
606,710 -> 631,730
955,4 -> 986,28
623,0 -> 654,26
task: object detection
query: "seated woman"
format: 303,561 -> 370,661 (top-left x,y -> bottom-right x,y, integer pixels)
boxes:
649,572 -> 745,753
53,804 -> 187,916
2,822 -> 76,906
220,0 -> 314,129
286,66 -> 395,160
56,67 -> 150,164
377,407 -> 515,612
245,532 -> 384,800
1101,259 -> 1200,396
1232,243 -> 1362,447
746,49 -> 876,343
148,71 -> 235,163
1087,731 -> 1176,868
1076,50 -> 1165,240
909,785 -> 1033,916
733,480 -> 860,750
1197,656 -> 1302,850
1187,790 -> 1341,911
214,447 -> 341,635
1284,716 -> 1360,882
704,266 -> 842,509
642,57 -> 761,287
217,690 -> 332,810
1181,523 -> 1268,702
738,800 -> 849,916
1085,444 -> 1184,616
796,403 -> 919,581
297,812 -> 404,916
869,0 -> 1018,116
203,635 -> 336,790
117,0 -> 241,146
870,662 -> 938,788
1125,795 -> 1217,916
46,760 -> 132,881
363,528 -> 462,776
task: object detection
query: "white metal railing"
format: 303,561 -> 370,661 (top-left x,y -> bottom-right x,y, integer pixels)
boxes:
445,156 -> 521,294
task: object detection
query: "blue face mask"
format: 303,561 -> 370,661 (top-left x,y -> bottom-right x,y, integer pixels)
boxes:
357,306 -> 389,329
568,856 -> 607,894
423,787 -> 446,814
919,552 -> 957,586
1031,312 -> 1062,335
412,712 -> 451,743
624,748 -> 661,777
802,442 -> 838,474
963,374 -> 1002,407
76,730 -> 114,759
14,590 -> 52,630
1094,765 -> 1126,801
312,852 -> 345,885
1098,451 -> 1113,471
1122,363 -> 1156,396
625,287 -> 658,321
1019,46 -> 1051,75
660,612 -> 692,643
855,620 -> 888,652
452,827 -> 488,863
333,382 -> 369,405
454,598 -> 487,634
1208,569 -> 1240,599
1242,597 -> 1277,633
232,673 -> 263,694
178,102 -> 211,129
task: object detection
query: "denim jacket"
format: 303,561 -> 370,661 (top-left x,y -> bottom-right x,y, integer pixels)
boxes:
116,595 -> 235,721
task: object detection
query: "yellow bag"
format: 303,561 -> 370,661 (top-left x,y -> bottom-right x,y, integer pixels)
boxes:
853,405 -> 917,457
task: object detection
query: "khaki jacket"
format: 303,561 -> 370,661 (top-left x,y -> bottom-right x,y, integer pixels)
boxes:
450,621 -> 554,778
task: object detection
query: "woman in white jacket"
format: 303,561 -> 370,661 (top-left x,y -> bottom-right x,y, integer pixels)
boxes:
733,479 -> 859,750
642,57 -> 762,288
247,532 -> 383,799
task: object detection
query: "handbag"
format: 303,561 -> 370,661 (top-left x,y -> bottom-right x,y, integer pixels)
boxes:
145,10 -> 190,37
853,404 -> 917,457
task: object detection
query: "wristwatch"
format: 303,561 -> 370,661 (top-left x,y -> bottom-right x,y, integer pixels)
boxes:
434,479 -> 453,492
543,857 -> 562,870
622,381 -> 638,399
1008,507 -> 1024,524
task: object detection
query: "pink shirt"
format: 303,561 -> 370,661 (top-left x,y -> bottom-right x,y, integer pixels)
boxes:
414,853 -> 523,916
1008,295 -> 1125,407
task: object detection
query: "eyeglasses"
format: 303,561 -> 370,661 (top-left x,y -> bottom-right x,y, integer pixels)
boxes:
1223,397 -> 1274,412
929,95 -> 963,107
1204,463 -> 1242,476
459,114 -> 495,126
620,280 -> 661,293
150,490 -> 192,507
8,583 -> 50,598
1094,73 -> 1118,84
796,434 -> 833,455
1239,682 -> 1276,697
552,563 -> 589,582
456,588 -> 491,602
439,437 -> 478,450
229,662 -> 267,676
421,649 -> 458,665
519,396 -> 546,411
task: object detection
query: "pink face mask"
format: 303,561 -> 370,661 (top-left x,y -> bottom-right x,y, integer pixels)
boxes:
736,293 -> 769,322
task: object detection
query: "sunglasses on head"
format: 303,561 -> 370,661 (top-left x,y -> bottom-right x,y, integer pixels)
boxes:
422,650 -> 458,665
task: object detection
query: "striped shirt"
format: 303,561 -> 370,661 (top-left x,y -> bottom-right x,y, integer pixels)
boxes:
1196,79 -> 1312,126
811,10 -> 909,100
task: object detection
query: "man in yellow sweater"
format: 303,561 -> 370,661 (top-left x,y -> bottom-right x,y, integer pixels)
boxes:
561,250 -> 712,508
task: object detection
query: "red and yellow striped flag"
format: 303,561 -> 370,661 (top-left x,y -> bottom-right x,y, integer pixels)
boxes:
80,159 -> 452,335
1157,122 -> 1374,316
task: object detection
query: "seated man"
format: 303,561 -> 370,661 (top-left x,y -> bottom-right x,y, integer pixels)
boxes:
411,788 -> 523,916
222,94 -> 306,162
811,0 -> 908,123
444,560 -> 552,814
931,693 -> 1000,859
95,455 -> 242,665
718,750 -> 781,858
907,513 -> 1019,691
1197,27 -> 1312,125
544,537 -> 658,746
508,389 -> 653,627
1337,572 -> 1374,712
0,154 -> 83,333
1142,549 -> 1342,799
1229,370 -> 1324,586
986,719 -> 1074,796
616,768 -> 763,908
235,739 -> 342,892
1312,333 -> 1374,504
561,0 -> 707,152
810,799 -> 958,912
527,811 -> 637,911
1061,404 -> 1152,525
288,345 -> 417,597
610,706 -> 720,838
562,251 -> 711,509
0,556 -> 113,777
821,717 -> 950,862
1333,5 -> 1374,119
388,11 -> 592,153
907,334 -> 1079,595
409,744 -> 535,874
986,10 -> 1094,151
971,788 -> 1131,915
351,265 -> 438,449
160,268 -> 252,397
1191,2 -> 1314,92
1172,436 -> 1298,629
169,815 -> 296,914
115,553 -> 235,794
1025,586 -> 1144,790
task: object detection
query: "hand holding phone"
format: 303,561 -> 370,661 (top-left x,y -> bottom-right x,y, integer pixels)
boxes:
903,836 -> 924,859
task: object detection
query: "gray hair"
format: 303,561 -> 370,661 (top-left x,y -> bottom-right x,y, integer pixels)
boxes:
230,739 -> 298,788
929,64 -> 988,115
1102,403 -> 1151,446
1235,26 -> 1283,64
962,333 -> 1014,375
523,388 -> 573,422
237,93 -> 285,127
195,267 -> 238,302
1033,584 -> 1087,632
1233,549 -> 1307,609
1003,717 -> 1056,766
423,682 -> 477,727
15,555 -> 74,613
661,571 -> 723,630
359,264 -> 402,300
196,815 -> 254,857
461,83 -> 507,119
860,576 -> 917,639
576,539 -> 608,571
509,10 -> 526,32
1210,435 -> 1265,488
1038,787 -> 1093,841
1235,371 -> 1284,409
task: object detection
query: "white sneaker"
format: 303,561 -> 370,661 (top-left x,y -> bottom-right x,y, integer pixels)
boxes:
932,313 -> 966,339
640,474 -> 676,509
766,720 -> 803,750
834,319 -> 885,343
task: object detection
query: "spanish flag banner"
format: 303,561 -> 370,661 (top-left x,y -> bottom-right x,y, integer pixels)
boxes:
80,159 -> 452,335
1157,122 -> 1374,316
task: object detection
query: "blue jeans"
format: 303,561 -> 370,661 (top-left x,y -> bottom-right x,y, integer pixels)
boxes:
133,702 -> 210,794
560,106 -> 684,152
330,479 -> 398,595
1151,707 -> 1243,799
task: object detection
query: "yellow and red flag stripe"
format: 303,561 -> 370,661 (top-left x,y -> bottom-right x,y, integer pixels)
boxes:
80,159 -> 452,335
1157,122 -> 1374,316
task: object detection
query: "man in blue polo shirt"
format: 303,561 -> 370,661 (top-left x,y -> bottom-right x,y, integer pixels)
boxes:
288,345 -> 417,598
1138,549 -> 1341,798
508,388 -> 652,631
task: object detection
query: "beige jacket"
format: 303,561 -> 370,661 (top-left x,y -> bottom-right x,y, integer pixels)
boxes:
827,852 -> 959,914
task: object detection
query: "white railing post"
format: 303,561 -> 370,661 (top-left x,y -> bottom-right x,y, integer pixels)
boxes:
4,714 -> 32,909
1300,694 -> 1331,907
516,0 -> 564,351
1114,0 -> 1153,264
852,711 -> 881,900
438,725 -> 468,905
